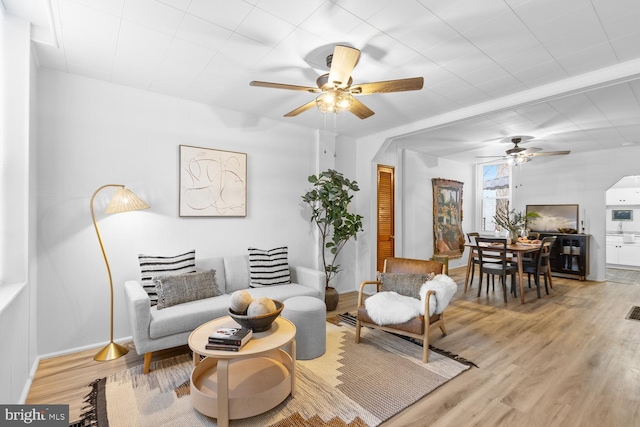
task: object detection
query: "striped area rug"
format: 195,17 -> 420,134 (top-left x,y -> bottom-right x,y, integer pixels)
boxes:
78,316 -> 471,427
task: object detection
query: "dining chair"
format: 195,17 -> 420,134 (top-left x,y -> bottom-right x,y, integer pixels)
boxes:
468,232 -> 503,289
522,236 -> 556,298
466,232 -> 480,288
475,237 -> 518,303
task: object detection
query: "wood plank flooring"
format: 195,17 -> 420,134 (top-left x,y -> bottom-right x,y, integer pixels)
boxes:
26,267 -> 640,426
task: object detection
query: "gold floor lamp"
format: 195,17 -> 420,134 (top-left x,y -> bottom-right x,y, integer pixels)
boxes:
91,184 -> 149,362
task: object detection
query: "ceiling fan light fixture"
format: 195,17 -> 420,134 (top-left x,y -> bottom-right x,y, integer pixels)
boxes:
506,155 -> 531,166
316,90 -> 353,113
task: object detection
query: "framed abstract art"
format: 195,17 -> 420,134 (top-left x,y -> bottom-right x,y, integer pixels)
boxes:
179,145 -> 247,217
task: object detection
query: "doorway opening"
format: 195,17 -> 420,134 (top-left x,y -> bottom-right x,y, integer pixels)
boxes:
605,175 -> 640,282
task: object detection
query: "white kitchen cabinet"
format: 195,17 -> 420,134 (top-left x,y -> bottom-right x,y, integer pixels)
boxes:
607,242 -> 620,264
619,245 -> 640,266
607,239 -> 640,267
606,188 -> 640,205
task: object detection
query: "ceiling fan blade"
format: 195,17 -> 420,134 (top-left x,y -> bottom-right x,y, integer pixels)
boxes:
250,81 -> 320,93
519,146 -> 542,154
349,97 -> 375,119
351,77 -> 424,95
530,150 -> 571,157
328,45 -> 360,88
283,100 -> 317,117
475,155 -> 507,158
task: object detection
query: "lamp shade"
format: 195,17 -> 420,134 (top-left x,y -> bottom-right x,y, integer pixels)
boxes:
105,187 -> 149,214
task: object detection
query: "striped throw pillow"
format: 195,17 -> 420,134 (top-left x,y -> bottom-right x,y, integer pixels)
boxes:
138,250 -> 197,306
248,246 -> 291,287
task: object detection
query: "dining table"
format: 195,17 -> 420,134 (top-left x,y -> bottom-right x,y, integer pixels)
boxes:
464,241 -> 551,304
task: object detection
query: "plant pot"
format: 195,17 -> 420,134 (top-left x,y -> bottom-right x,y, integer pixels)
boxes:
325,287 -> 339,311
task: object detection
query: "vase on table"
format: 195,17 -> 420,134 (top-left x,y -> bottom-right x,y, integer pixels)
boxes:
504,229 -> 518,244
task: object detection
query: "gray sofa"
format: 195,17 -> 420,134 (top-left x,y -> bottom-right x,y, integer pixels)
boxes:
124,255 -> 325,373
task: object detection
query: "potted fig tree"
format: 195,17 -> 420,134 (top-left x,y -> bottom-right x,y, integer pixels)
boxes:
302,169 -> 364,311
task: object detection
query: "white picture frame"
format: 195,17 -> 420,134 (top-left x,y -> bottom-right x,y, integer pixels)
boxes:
179,145 -> 247,217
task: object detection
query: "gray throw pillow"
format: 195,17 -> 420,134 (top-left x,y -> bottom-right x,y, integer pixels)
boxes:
380,272 -> 436,299
154,269 -> 220,310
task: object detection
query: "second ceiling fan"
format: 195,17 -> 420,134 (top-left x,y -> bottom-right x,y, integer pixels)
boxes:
477,136 -> 571,165
249,45 -> 424,119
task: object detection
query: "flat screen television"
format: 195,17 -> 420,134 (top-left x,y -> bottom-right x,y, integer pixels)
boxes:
612,209 -> 633,221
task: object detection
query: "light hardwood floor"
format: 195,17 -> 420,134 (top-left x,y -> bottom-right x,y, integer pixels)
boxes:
26,267 -> 640,426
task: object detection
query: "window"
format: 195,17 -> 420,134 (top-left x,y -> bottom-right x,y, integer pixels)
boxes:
481,164 -> 511,232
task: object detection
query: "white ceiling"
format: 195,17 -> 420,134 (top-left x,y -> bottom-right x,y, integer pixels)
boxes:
5,0 -> 640,164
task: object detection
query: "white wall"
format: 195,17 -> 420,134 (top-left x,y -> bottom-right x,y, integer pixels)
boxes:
353,134 -> 475,285
0,13 -> 36,404
512,146 -> 640,281
36,69 -> 321,356
333,133 -> 359,294
401,150 -> 474,269
354,136 -> 386,283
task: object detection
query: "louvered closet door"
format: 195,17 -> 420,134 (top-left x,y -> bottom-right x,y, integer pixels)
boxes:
377,165 -> 395,273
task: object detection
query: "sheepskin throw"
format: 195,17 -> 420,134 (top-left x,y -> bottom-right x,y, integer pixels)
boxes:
365,274 -> 458,325
364,292 -> 422,325
419,274 -> 458,314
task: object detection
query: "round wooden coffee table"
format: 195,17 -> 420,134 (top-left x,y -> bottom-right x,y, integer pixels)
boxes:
188,316 -> 296,427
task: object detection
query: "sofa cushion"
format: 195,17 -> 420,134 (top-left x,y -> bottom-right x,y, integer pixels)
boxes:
195,257 -> 227,293
149,294 -> 232,339
139,250 -> 197,306
245,283 -> 322,302
154,269 -> 220,310
148,286 -> 322,340
224,255 -> 251,292
248,246 -> 291,287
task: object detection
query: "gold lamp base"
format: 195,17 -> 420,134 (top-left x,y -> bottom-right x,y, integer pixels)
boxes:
94,341 -> 129,361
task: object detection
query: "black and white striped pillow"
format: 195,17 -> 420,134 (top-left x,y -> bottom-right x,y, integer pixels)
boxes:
248,246 -> 291,287
138,250 -> 196,306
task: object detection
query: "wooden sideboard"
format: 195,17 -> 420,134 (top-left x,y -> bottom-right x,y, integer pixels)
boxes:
539,233 -> 590,281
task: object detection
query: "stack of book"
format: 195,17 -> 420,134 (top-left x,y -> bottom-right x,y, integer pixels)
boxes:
206,327 -> 252,351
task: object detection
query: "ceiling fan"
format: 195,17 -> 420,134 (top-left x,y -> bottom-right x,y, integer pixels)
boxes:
476,136 -> 571,165
249,45 -> 424,119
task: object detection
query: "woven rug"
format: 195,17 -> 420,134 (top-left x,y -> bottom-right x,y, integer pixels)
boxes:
78,315 -> 472,427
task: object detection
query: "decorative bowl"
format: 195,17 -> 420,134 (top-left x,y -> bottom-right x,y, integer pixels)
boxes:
558,228 -> 578,234
228,300 -> 284,332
